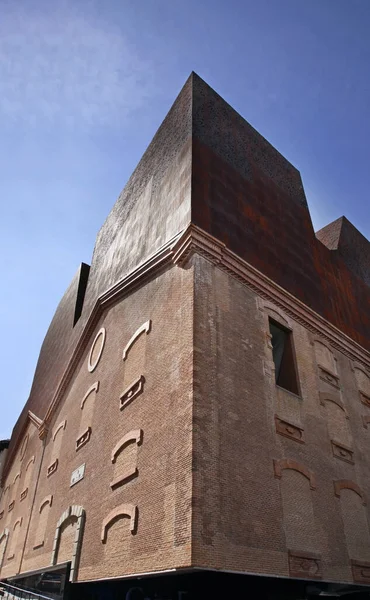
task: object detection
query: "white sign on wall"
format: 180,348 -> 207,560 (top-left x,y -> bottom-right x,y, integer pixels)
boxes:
70,463 -> 85,487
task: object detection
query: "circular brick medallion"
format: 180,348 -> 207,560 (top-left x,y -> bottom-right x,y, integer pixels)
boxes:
88,327 -> 106,373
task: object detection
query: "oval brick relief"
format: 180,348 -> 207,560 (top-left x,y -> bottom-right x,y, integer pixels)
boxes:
88,328 -> 106,373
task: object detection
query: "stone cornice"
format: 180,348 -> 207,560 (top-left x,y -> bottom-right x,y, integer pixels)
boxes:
4,224 -> 370,480
173,225 -> 370,369
27,411 -> 42,429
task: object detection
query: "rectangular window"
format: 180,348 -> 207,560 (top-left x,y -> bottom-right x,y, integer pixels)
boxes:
269,319 -> 299,395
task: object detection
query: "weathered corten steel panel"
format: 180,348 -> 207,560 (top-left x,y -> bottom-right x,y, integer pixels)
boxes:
190,73 -> 370,351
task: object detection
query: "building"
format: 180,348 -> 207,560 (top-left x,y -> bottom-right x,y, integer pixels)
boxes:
0,442 -> 9,494
1,73 -> 370,600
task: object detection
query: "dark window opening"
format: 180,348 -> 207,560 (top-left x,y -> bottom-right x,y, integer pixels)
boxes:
73,262 -> 90,327
269,319 -> 299,395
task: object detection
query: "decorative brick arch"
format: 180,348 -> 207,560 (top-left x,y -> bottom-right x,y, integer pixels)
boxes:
101,504 -> 138,542
319,392 -> 349,419
13,472 -> 21,485
21,457 -> 35,500
7,519 -> 23,561
122,320 -> 151,361
353,366 -> 370,395
80,381 -> 99,409
261,300 -> 291,328
312,336 -> 332,351
0,528 -> 9,569
51,505 -> 85,582
53,420 -> 67,441
313,338 -> 337,375
352,363 -> 370,379
13,518 -> 23,530
334,480 -> 366,505
39,495 -> 53,513
26,456 -> 35,472
273,459 -> 316,490
20,434 -> 29,461
111,429 -> 143,464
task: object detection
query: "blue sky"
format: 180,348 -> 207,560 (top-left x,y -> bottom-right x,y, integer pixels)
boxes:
1,0 -> 369,439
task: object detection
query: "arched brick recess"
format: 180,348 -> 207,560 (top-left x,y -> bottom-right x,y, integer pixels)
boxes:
26,456 -> 35,471
77,382 -> 99,451
51,505 -> 85,582
335,482 -> 370,563
48,420 -> 67,477
276,465 -> 319,565
122,321 -> 151,361
122,321 -> 151,399
354,366 -> 370,396
111,430 -> 143,463
319,392 -> 348,417
101,504 -> 138,542
52,420 -> 67,442
273,459 -> 316,490
0,487 -> 9,517
0,528 -> 9,570
334,480 -> 366,505
20,434 -> 29,461
319,393 -> 352,456
353,364 -> 370,380
110,430 -> 143,488
8,518 -> 23,561
11,472 -> 21,507
80,382 -> 99,410
21,456 -> 35,501
40,495 -> 53,513
33,496 -> 53,550
88,327 -> 106,373
313,338 -> 336,373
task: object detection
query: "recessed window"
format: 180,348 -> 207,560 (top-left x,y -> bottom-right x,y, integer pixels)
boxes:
269,319 -> 299,395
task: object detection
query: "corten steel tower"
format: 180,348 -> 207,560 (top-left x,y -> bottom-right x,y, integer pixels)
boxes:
1,73 -> 370,600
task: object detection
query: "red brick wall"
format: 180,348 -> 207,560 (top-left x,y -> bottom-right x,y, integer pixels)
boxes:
192,254 -> 370,584
1,264 -> 194,581
0,422 -> 44,579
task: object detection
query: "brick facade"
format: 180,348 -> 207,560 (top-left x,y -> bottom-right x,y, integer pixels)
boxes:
191,254 -> 370,584
1,73 -> 369,594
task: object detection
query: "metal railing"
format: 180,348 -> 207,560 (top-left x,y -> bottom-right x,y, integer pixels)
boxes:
0,581 -> 54,600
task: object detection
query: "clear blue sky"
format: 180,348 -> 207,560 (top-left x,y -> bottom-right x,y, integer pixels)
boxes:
1,0 -> 369,439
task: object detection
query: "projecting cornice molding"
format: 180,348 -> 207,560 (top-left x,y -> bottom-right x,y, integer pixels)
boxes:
172,225 -> 370,369
4,224 -> 370,480
28,411 -> 48,440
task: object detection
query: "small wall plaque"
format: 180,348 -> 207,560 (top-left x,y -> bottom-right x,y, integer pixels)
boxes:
47,459 -> 58,477
76,428 -> 92,451
331,440 -> 354,464
70,464 -> 85,488
120,375 -> 145,411
275,416 -> 304,443
318,365 -> 340,389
